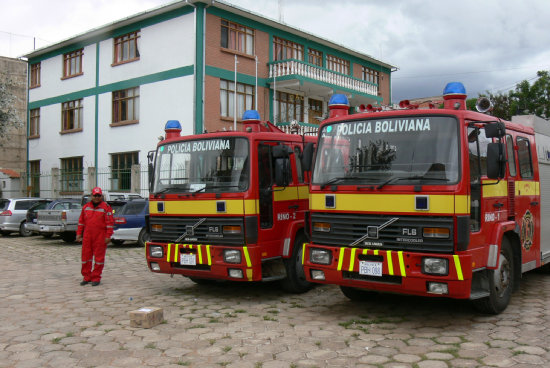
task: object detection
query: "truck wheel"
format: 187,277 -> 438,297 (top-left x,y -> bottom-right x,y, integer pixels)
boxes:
281,234 -> 313,293
472,238 -> 514,314
138,228 -> 150,247
61,232 -> 76,243
19,221 -> 32,237
340,286 -> 377,301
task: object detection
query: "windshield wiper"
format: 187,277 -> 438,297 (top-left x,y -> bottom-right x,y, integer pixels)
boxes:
320,175 -> 363,189
377,174 -> 449,189
153,187 -> 178,195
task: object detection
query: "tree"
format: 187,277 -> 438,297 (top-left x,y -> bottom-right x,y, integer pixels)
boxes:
0,77 -> 23,141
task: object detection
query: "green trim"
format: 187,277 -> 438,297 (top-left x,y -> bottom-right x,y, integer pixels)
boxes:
26,63 -> 30,189
94,42 -> 100,175
28,6 -> 195,63
269,86 -> 274,122
205,65 -> 270,86
195,3 -> 205,134
29,66 -> 194,109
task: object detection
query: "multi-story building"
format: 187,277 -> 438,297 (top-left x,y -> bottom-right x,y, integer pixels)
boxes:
24,0 -> 396,197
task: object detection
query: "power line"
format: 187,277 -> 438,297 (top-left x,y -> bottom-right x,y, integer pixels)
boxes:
0,30 -> 51,43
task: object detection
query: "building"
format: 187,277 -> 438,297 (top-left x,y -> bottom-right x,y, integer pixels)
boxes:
0,56 -> 27,197
24,0 -> 396,197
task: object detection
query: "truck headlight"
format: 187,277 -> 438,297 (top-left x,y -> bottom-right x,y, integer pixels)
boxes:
149,245 -> 164,258
224,249 -> 241,264
422,258 -> 448,275
423,227 -> 450,238
310,248 -> 331,265
312,222 -> 331,232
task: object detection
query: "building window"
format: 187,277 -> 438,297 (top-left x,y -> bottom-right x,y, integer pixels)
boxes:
221,19 -> 255,55
362,66 -> 379,84
30,63 -> 41,88
111,152 -> 139,191
29,160 -> 40,197
327,55 -> 349,75
308,48 -> 322,66
276,92 -> 304,123
112,87 -> 139,125
29,108 -> 40,138
61,99 -> 83,132
60,157 -> 83,193
113,31 -> 140,65
220,79 -> 255,119
273,37 -> 303,61
62,49 -> 83,78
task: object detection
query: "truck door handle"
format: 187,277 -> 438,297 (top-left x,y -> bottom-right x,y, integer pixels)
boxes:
530,201 -> 539,206
288,205 -> 299,210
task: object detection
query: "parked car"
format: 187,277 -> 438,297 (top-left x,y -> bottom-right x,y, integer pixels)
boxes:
25,199 -> 56,236
36,200 -> 83,242
81,191 -> 142,206
28,198 -> 81,238
111,199 -> 149,247
0,198 -> 44,236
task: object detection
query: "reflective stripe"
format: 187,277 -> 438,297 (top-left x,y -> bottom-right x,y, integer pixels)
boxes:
337,248 -> 345,271
94,208 -> 105,213
106,226 -> 113,228
301,243 -> 306,265
243,246 -> 252,267
348,248 -> 357,271
362,249 -> 368,255
166,243 -> 172,262
173,244 -> 179,263
81,260 -> 92,264
398,251 -> 406,277
386,250 -> 394,275
206,245 -> 212,265
373,249 -> 379,255
197,245 -> 203,264
78,223 -> 84,226
246,268 -> 253,281
95,262 -> 104,265
453,255 -> 463,280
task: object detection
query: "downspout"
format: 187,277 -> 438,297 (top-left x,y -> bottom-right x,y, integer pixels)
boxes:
94,42 -> 100,183
25,61 -> 30,196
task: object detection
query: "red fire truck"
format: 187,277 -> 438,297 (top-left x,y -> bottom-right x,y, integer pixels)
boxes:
145,110 -> 315,292
302,82 -> 550,313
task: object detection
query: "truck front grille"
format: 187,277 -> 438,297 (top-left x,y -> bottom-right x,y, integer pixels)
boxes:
149,216 -> 244,245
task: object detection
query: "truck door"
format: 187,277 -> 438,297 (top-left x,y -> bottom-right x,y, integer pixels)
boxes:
257,142 -> 297,258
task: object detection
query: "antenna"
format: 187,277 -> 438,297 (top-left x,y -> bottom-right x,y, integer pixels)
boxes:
278,0 -> 284,23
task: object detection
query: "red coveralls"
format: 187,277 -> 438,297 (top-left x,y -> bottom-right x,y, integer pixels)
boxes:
77,201 -> 114,282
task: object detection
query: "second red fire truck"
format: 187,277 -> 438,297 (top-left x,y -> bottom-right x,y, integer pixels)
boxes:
302,82 -> 550,313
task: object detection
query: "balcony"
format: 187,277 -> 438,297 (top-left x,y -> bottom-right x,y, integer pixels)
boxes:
276,121 -> 319,136
268,59 -> 378,99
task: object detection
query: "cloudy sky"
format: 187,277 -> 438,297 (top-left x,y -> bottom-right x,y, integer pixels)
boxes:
1,0 -> 548,102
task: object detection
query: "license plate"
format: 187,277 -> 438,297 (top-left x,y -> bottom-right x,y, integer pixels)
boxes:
180,253 -> 196,266
359,261 -> 382,276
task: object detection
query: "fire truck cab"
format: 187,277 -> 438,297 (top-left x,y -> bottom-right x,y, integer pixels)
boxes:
303,82 -> 550,313
146,110 -> 315,292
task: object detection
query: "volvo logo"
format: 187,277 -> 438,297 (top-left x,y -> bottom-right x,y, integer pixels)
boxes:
176,218 -> 206,242
349,218 -> 399,247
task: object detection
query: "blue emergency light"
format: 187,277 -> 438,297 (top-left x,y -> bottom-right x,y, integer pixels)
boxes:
443,82 -> 466,96
165,120 -> 182,130
328,94 -> 350,107
242,110 -> 260,121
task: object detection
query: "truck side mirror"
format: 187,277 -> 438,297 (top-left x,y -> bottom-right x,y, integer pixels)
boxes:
487,142 -> 505,179
485,122 -> 505,138
272,144 -> 289,159
302,142 -> 315,172
274,157 -> 290,187
147,150 -> 156,192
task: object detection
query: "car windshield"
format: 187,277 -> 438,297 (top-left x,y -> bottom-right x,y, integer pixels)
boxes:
312,116 -> 460,186
120,202 -> 148,216
153,137 -> 249,193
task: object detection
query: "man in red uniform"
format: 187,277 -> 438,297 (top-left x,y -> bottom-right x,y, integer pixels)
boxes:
76,187 -> 114,286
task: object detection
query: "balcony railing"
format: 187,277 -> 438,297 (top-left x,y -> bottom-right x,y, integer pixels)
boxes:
276,121 -> 319,136
269,59 -> 378,96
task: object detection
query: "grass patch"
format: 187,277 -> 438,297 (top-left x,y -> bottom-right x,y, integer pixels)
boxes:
263,315 -> 278,322
145,342 -> 156,349
223,346 -> 232,353
52,337 -> 62,344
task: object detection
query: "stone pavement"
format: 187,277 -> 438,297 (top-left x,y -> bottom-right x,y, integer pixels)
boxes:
0,235 -> 549,368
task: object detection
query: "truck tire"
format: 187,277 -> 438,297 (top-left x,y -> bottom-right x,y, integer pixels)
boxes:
472,237 -> 514,314
61,232 -> 76,243
19,221 -> 32,237
138,228 -> 150,247
340,286 -> 377,301
280,234 -> 313,293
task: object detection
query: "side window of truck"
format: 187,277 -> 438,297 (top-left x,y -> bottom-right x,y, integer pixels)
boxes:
505,135 -> 517,177
294,146 -> 304,183
516,137 -> 533,179
468,127 -> 491,182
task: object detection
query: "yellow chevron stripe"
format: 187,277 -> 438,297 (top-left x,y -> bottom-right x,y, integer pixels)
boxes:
453,255 -> 463,281
398,251 -> 406,277
206,245 -> 212,265
386,250 -> 394,275
197,245 -> 203,264
301,243 -> 306,265
166,243 -> 171,262
243,246 -> 252,267
348,248 -> 357,271
337,248 -> 345,271
246,268 -> 253,281
173,244 -> 178,263
362,249 -> 368,255
373,249 -> 379,255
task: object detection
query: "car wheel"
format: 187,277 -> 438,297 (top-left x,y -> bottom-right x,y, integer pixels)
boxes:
19,221 -> 32,237
138,228 -> 150,247
60,232 -> 76,243
0,230 -> 11,236
42,233 -> 53,238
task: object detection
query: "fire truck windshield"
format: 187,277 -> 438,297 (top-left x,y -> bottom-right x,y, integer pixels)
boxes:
312,116 -> 459,187
153,137 -> 249,194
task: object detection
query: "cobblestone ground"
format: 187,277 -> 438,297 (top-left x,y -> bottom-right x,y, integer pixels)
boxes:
0,235 -> 549,368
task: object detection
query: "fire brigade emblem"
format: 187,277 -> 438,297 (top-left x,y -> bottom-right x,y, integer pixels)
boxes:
520,210 -> 534,251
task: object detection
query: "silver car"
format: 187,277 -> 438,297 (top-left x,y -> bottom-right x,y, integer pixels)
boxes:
0,198 -> 43,236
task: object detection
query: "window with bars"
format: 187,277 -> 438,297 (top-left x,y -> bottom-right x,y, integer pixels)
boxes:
326,54 -> 349,75
112,87 -> 139,124
273,36 -> 303,61
111,152 -> 139,191
362,66 -> 379,84
113,31 -> 140,65
62,49 -> 83,78
220,79 -> 255,119
221,19 -> 255,55
29,160 -> 40,197
30,63 -> 41,88
29,108 -> 40,138
308,48 -> 323,66
61,99 -> 83,132
60,157 -> 83,193
276,92 -> 304,123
